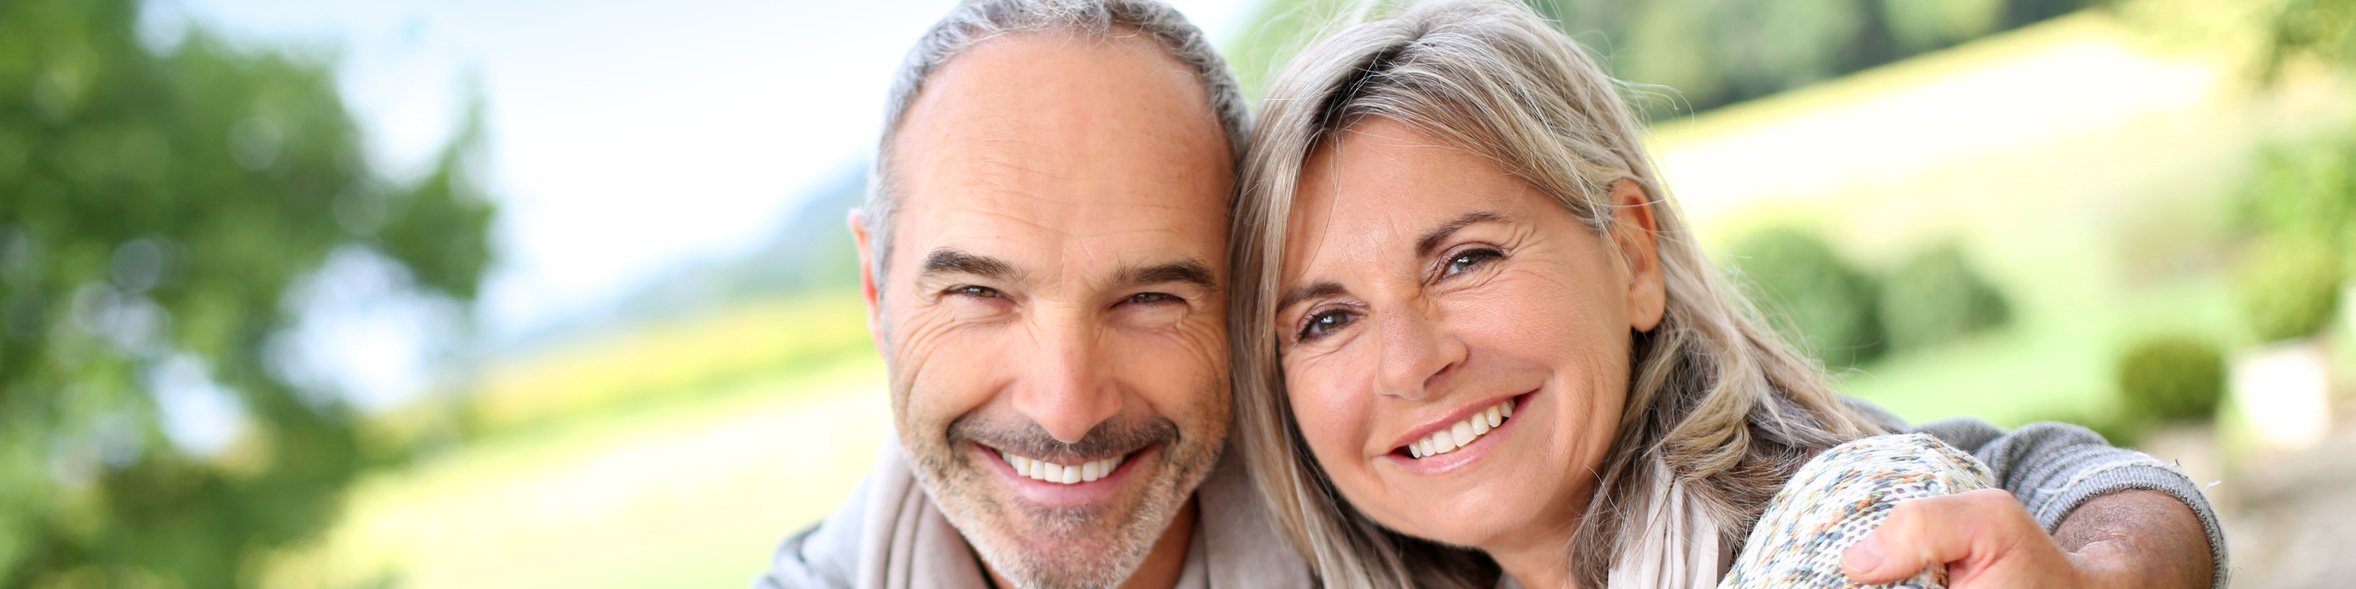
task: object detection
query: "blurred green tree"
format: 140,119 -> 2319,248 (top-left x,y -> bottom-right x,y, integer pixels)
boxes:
2233,131 -> 2352,343
0,0 -> 496,586
1729,226 -> 1885,369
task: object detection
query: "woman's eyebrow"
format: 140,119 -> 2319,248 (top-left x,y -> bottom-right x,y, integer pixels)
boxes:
1277,281 -> 1346,314
1416,211 -> 1509,258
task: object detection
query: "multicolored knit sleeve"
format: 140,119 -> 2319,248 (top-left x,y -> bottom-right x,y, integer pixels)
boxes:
1716,434 -> 1996,589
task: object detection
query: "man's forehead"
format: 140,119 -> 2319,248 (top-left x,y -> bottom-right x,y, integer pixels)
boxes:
886,30 -> 1234,277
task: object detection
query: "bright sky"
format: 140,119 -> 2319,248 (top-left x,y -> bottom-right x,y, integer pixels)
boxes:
143,0 -> 1261,415
162,0 -> 1263,343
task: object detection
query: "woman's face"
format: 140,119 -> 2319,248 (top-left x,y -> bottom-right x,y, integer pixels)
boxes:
1275,118 -> 1664,551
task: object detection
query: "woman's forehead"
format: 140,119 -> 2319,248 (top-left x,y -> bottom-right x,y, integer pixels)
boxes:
1283,122 -> 1541,271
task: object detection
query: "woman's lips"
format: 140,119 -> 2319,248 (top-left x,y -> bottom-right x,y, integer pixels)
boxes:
1383,392 -> 1531,474
1387,391 -> 1531,456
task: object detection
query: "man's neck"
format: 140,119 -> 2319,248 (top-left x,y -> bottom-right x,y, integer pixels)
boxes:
984,497 -> 1200,589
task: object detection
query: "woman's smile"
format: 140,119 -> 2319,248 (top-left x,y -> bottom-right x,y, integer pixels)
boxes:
1378,391 -> 1532,475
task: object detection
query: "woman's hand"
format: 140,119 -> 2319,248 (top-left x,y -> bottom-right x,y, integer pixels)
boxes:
1839,488 -> 2214,589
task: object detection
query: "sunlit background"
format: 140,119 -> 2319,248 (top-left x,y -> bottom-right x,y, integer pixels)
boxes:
2,0 -> 2352,586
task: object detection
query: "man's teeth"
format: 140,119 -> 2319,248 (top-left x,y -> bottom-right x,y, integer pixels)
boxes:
1000,451 -> 1124,485
1408,400 -> 1513,459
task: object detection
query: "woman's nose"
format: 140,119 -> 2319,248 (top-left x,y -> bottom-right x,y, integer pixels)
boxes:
1372,300 -> 1465,401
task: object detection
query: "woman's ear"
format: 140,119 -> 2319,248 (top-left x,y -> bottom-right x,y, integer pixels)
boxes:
1608,179 -> 1666,332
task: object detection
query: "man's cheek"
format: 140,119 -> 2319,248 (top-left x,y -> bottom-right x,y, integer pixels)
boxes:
891,318 -> 1004,448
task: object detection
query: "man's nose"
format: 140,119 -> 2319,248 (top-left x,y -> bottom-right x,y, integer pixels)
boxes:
1010,311 -> 1120,443
1374,299 -> 1463,402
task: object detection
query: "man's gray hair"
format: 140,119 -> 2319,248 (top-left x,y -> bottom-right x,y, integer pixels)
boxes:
863,0 -> 1252,285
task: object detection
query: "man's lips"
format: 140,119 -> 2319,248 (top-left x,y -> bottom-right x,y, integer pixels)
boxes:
972,442 -> 1156,506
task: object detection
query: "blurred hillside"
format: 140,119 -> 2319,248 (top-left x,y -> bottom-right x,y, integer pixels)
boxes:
497,167 -> 864,357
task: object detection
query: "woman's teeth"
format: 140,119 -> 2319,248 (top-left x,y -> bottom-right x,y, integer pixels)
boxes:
1000,451 -> 1123,485
1408,400 -> 1513,459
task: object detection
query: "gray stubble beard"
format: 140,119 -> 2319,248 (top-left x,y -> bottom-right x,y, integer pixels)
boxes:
897,393 -> 1227,589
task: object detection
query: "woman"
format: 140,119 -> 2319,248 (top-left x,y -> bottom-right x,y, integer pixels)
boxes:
1227,1 -> 1938,587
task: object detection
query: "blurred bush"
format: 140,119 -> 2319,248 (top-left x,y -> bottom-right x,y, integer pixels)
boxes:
2233,132 -> 2353,343
1879,243 -> 2011,352
2116,336 -> 2226,424
0,0 -> 496,586
2237,235 -> 2343,343
1729,227 -> 1885,368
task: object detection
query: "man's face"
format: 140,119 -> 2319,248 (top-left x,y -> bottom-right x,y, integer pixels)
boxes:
855,31 -> 1234,589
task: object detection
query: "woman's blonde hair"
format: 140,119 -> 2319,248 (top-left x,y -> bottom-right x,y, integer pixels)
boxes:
1228,1 -> 1885,587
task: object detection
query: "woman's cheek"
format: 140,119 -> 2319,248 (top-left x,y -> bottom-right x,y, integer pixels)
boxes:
1286,357 -> 1373,470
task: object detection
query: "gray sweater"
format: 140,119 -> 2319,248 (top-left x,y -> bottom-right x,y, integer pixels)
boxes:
761,400 -> 2230,588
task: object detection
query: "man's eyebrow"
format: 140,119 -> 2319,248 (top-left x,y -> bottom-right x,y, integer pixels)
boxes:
1116,259 -> 1218,290
1276,281 -> 1346,314
1416,211 -> 1509,258
921,248 -> 1023,282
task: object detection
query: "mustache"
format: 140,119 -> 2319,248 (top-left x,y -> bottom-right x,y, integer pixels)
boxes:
948,412 -> 1179,464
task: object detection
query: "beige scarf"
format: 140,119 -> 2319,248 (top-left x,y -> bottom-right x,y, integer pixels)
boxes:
1605,459 -> 1723,589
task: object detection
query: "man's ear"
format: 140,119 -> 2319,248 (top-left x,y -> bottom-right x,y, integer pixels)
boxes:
1608,179 -> 1666,333
849,208 -> 887,357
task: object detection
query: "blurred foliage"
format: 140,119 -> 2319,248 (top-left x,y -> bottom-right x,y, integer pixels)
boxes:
0,0 -> 496,586
1226,0 -> 2090,117
2264,0 -> 2356,78
1731,228 -> 2018,369
1729,227 -> 1884,369
2233,131 -> 2354,343
1879,244 -> 2010,352
2116,336 -> 2226,424
2236,234 -> 2343,343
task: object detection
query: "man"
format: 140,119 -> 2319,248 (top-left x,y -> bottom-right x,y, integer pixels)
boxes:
760,2 -> 1295,588
760,1 -> 2226,588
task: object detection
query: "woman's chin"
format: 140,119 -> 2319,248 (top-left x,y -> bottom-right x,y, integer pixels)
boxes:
1383,504 -> 1534,550
1359,476 -> 1561,551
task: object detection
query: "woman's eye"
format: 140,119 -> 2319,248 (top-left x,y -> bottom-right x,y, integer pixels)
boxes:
1297,310 -> 1354,341
949,285 -> 1001,299
1443,248 -> 1502,278
1127,292 -> 1179,305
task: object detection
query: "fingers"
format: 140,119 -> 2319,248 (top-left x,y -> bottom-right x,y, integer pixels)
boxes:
1841,488 -> 2039,584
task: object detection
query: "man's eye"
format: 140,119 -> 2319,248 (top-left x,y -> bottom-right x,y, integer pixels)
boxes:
1127,292 -> 1179,305
949,285 -> 1001,298
1297,310 -> 1354,341
1443,248 -> 1502,278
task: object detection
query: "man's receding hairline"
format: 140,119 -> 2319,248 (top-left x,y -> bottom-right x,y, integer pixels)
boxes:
887,26 -> 1226,164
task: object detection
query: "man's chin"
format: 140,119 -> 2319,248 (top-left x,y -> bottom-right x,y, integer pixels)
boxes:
958,507 -> 1175,589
